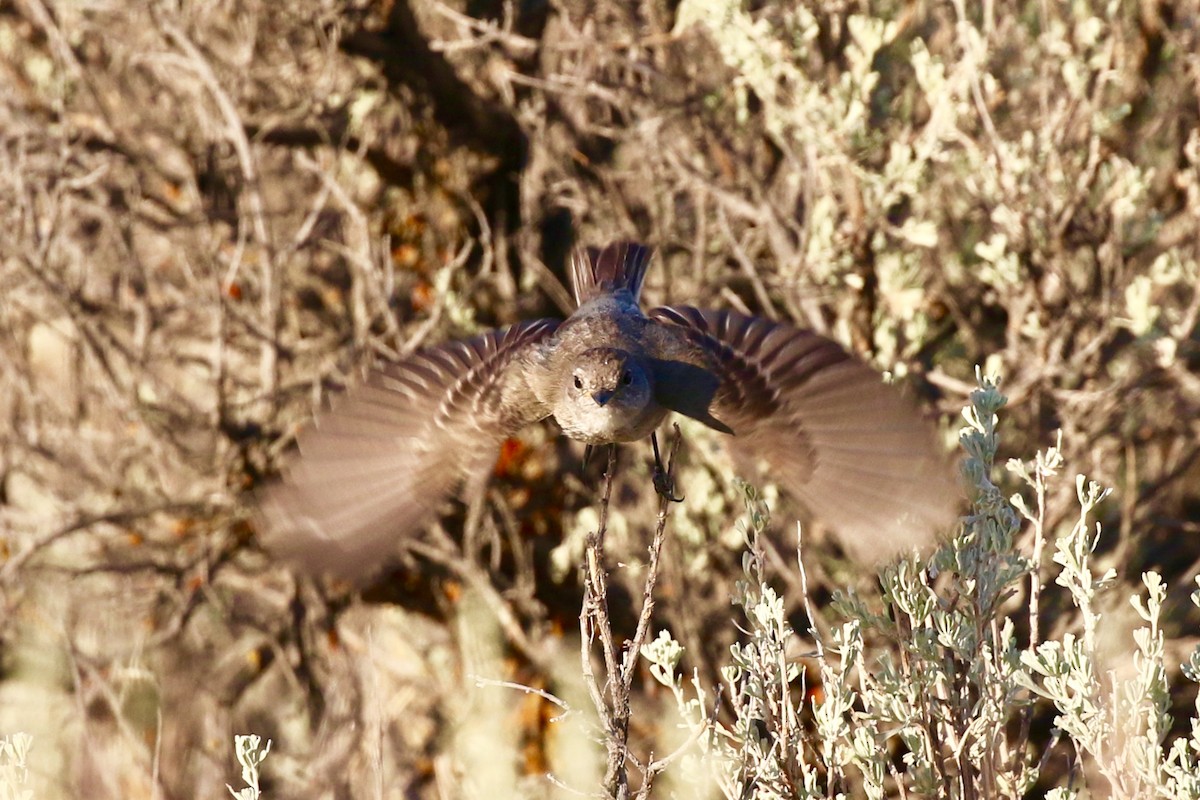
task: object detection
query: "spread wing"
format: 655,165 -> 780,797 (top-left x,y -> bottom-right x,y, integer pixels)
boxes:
648,306 -> 958,562
255,319 -> 560,581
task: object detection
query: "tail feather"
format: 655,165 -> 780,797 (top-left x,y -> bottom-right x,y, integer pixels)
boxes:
569,242 -> 653,305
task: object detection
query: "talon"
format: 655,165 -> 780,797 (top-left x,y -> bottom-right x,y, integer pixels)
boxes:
650,431 -> 683,502
653,468 -> 684,503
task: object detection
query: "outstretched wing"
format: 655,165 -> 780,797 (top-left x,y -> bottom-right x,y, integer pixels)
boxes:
255,319 -> 560,581
648,306 -> 958,562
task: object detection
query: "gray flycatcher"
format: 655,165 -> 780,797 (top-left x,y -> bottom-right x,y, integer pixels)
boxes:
256,242 -> 957,579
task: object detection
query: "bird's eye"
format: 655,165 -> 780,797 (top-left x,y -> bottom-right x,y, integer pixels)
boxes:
621,370 -> 632,385
573,375 -> 583,389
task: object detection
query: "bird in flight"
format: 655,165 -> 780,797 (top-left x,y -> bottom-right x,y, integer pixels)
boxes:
256,242 -> 957,580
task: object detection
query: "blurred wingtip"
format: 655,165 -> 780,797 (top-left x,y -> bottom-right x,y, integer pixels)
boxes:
808,443 -> 963,566
723,374 -> 964,568
250,452 -> 457,584
251,484 -> 393,585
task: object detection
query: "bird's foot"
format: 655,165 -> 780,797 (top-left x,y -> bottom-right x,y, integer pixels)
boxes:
651,431 -> 683,503
652,466 -> 683,503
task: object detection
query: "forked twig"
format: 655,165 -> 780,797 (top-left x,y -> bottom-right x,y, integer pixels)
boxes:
579,424 -> 683,799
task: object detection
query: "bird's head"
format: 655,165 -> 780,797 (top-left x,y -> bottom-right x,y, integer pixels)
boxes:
555,347 -> 656,443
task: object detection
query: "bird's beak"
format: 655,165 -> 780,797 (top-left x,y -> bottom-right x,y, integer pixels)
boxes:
592,389 -> 613,407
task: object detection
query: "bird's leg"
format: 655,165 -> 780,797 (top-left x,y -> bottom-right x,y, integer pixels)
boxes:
651,431 -> 683,502
582,444 -> 595,471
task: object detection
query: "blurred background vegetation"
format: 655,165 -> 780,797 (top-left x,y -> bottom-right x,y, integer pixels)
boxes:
1,0 -> 1198,797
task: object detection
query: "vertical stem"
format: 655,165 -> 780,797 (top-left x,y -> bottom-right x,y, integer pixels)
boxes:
581,446 -> 627,797
580,428 -> 684,799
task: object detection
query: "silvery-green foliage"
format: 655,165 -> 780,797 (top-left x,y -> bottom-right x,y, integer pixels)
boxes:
0,734 -> 32,800
1162,576 -> 1200,797
645,370 -> 1200,798
1016,481 -> 1200,798
644,487 -> 828,799
227,734 -> 272,800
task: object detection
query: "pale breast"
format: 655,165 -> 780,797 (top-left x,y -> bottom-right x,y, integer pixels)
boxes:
555,402 -> 668,445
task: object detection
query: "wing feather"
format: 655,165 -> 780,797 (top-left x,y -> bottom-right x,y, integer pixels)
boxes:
649,306 -> 958,562
255,319 -> 559,581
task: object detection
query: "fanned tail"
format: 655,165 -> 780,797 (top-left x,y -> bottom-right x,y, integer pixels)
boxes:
569,241 -> 653,305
